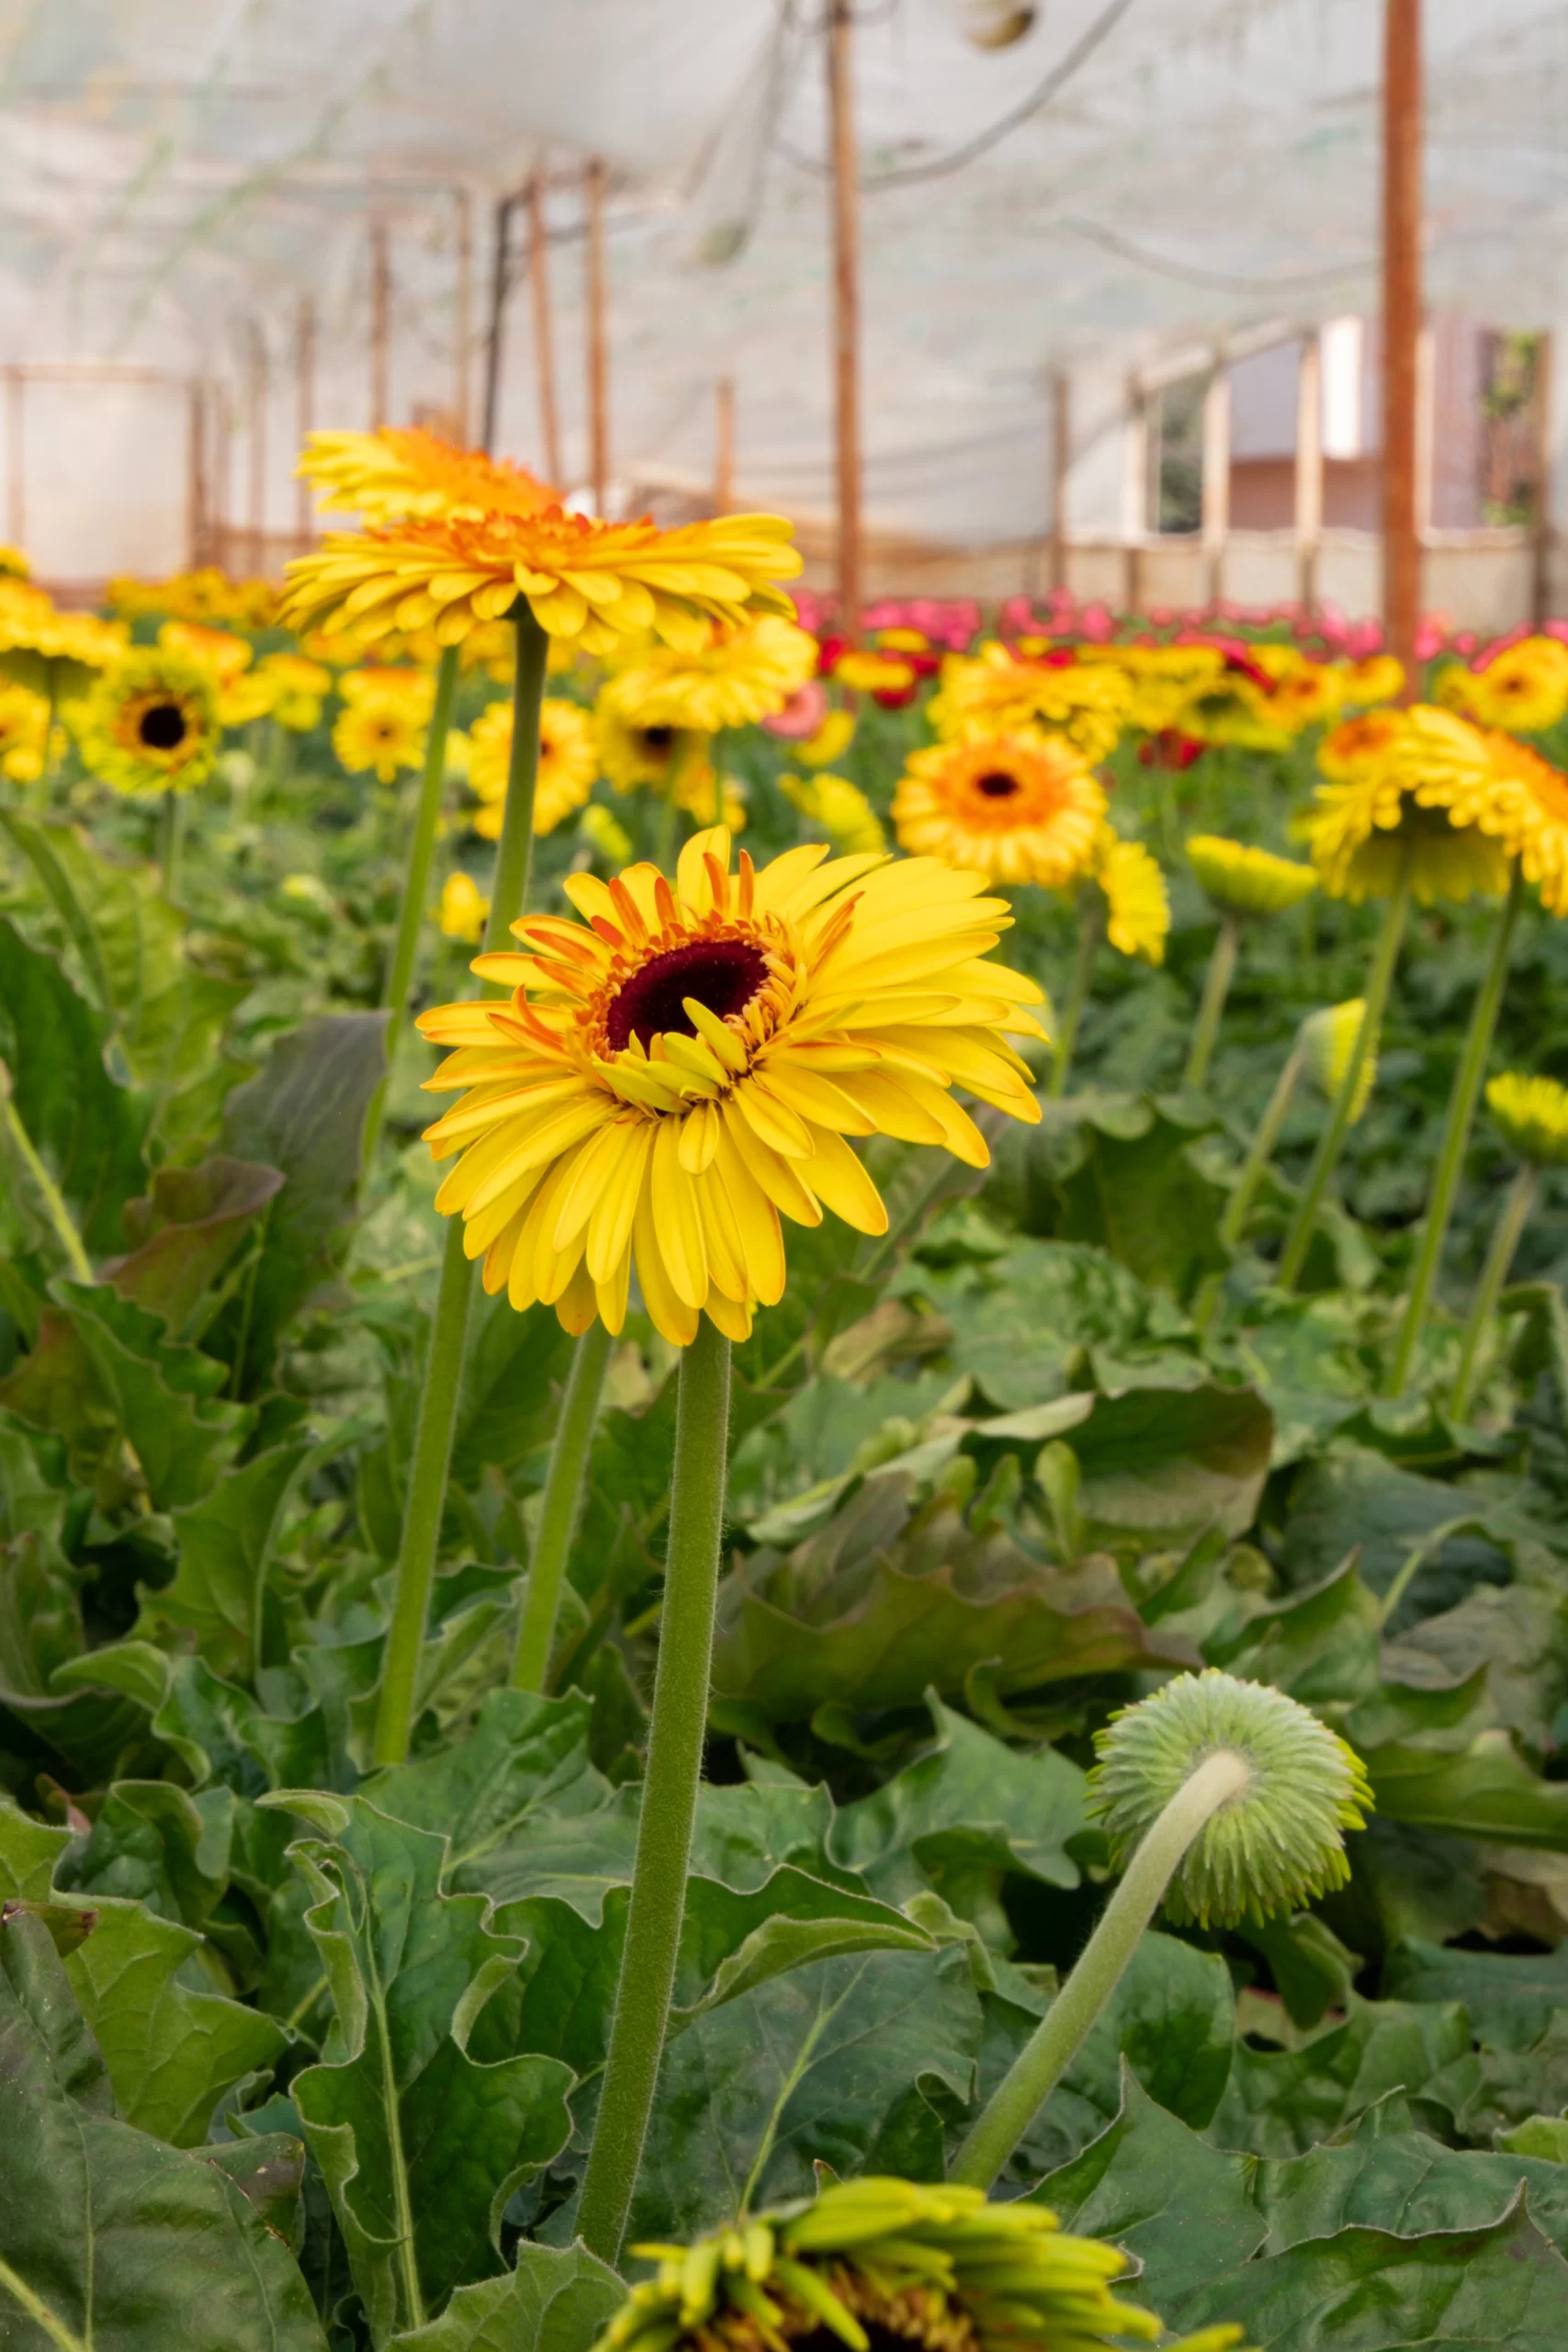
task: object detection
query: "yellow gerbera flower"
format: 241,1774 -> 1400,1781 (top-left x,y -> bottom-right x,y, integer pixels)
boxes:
675,762 -> 746,832
1335,651 -> 1404,707
469,695 -> 598,838
158,618 -> 273,726
0,581 -> 126,702
254,650 -> 333,731
1092,642 -> 1224,736
1472,730 -> 1568,914
107,568 -> 278,628
601,615 -> 818,733
891,732 -> 1105,887
417,827 -> 1046,1345
1249,643 -> 1344,730
1186,835 -> 1317,919
339,664 -> 437,720
280,506 -> 801,662
332,670 -> 432,784
594,700 -> 710,799
439,871 -> 491,944
1437,635 -> 1568,736
1181,667 -> 1294,753
931,642 -> 1129,764
0,545 -> 29,580
1092,828 -> 1169,963
1486,1071 -> 1568,1167
0,681 -> 52,782
1317,708 -> 1406,780
796,707 -> 857,767
1300,704 -> 1510,905
298,424 -> 558,522
73,648 -> 221,797
779,769 -> 886,855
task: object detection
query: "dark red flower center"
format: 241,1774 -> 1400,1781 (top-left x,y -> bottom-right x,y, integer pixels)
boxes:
975,768 -> 1021,798
139,700 -> 188,751
605,937 -> 767,1052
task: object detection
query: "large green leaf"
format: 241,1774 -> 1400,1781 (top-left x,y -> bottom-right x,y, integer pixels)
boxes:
1205,1996 -> 1481,2158
392,2245 -> 624,2352
52,1279 -> 253,1509
994,1092 -> 1227,1296
267,1792 -> 574,2345
1279,1444 -> 1513,1617
106,1156 -> 285,1336
1365,1731 -> 1568,1850
135,1438 -> 314,1678
1383,1939 -> 1568,2051
0,915 -> 146,1254
361,1688 -> 611,1892
0,1909 -> 323,2352
1066,1381 -> 1273,1546
1207,1559 -> 1383,1706
931,1238 -> 1160,1410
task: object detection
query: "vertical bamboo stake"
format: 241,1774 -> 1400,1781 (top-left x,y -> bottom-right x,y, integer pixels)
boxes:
1382,0 -> 1423,684
295,295 -> 316,543
715,376 -> 735,513
5,366 -> 22,553
370,216 -> 392,429
528,170 -> 563,486
481,190 -> 517,456
455,186 -> 474,445
585,157 -> 610,513
1532,332 -> 1554,627
826,1 -> 863,638
1201,349 -> 1231,607
247,322 -> 266,574
1295,327 -> 1324,612
1049,368 -> 1070,594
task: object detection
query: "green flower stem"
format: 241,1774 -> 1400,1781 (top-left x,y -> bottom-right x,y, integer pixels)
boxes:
370,605 -> 549,1769
1450,1161 -> 1538,1423
360,644 -> 461,1175
1220,1043 -> 1304,1249
511,1317 -> 615,1691
1383,865 -> 1523,1395
0,1073 -> 93,1283
1183,914 -> 1241,1092
949,1747 -> 1250,2190
1276,851 -> 1414,1294
1048,897 -> 1102,1099
577,1316 -> 733,2267
157,789 -> 184,899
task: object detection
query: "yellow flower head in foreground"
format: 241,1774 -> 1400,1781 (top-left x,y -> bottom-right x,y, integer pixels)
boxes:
469,695 -> 598,838
332,668 -> 432,783
1092,828 -> 1169,963
255,650 -> 333,731
0,581 -> 126,700
779,770 -> 886,855
891,732 -> 1105,887
281,505 -> 800,661
1300,704 -> 1510,905
1486,1071 -> 1568,1168
602,615 -> 818,733
73,648 -> 220,797
1437,635 -> 1568,736
418,827 -> 1046,1344
931,642 -> 1130,764
299,424 -> 558,522
0,681 -> 52,782
1301,999 -> 1376,1123
1467,731 -> 1568,915
1186,835 -> 1317,921
440,871 -> 491,944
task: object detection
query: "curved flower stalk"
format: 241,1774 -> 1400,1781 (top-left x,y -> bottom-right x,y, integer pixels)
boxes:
597,2176 -> 1247,2352
1182,836 -> 1317,1091
951,1671 -> 1369,2190
1450,1073 -> 1568,1419
1219,998 -> 1373,1251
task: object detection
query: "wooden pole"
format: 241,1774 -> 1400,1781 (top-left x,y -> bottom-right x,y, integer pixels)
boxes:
1201,350 -> 1231,606
826,1 -> 863,635
1048,368 -> 1070,594
1533,330 -> 1555,627
248,321 -> 266,573
1295,327 -> 1324,611
715,377 -> 735,512
295,293 -> 316,542
585,156 -> 610,512
527,171 -> 563,486
481,190 -> 516,456
1381,0 -> 1422,684
5,366 -> 23,553
455,186 -> 473,445
370,216 -> 391,428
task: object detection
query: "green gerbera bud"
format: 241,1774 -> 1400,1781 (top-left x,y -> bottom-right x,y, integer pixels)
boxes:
1300,999 -> 1376,1123
1186,834 -> 1317,920
599,2177 -> 1249,2352
1485,1071 -> 1568,1168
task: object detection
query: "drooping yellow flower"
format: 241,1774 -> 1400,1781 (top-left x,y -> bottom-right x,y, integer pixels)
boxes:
930,642 -> 1129,764
468,695 -> 598,838
1471,730 -> 1568,914
1301,999 -> 1376,1122
254,650 -> 333,731
1092,828 -> 1169,963
281,506 -> 801,661
439,870 -> 491,944
73,648 -> 221,797
601,616 -> 817,733
1436,635 -> 1568,736
298,424 -> 558,522
332,669 -> 433,783
1335,651 -> 1404,707
1299,703 -> 1510,905
676,761 -> 746,833
779,769 -> 886,855
158,619 -> 273,726
0,681 -> 53,782
417,827 -> 1046,1344
891,732 -> 1105,887
1486,1071 -> 1568,1167
1186,835 -> 1317,920
0,581 -> 126,702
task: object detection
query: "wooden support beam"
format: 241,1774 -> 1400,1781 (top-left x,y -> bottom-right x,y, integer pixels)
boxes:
1201,352 -> 1231,606
715,377 -> 735,513
1381,0 -> 1423,684
295,294 -> 316,541
826,1 -> 863,635
481,191 -> 517,456
1294,328 -> 1324,611
369,216 -> 391,429
528,171 -> 562,485
585,157 -> 610,512
454,186 -> 473,446
1048,368 -> 1070,594
1533,330 -> 1555,627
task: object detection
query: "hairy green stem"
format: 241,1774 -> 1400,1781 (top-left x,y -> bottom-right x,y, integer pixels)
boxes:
512,1318 -> 615,1691
1184,914 -> 1241,1091
370,606 -> 549,1770
576,1317 -> 732,2265
1450,1161 -> 1538,1423
949,1748 -> 1251,2189
1277,853 -> 1414,1293
361,644 -> 460,1176
157,789 -> 184,899
0,1078 -> 93,1282
1220,1044 -> 1303,1249
1384,865 -> 1522,1394
1049,898 -> 1102,1099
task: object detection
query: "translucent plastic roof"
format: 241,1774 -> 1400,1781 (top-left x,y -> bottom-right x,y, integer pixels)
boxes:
4,0 -> 1567,544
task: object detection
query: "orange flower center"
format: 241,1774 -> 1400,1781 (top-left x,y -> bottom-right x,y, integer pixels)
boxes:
604,935 -> 768,1052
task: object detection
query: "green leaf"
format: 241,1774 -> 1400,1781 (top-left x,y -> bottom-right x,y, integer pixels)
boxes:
1207,1559 -> 1382,1704
135,1438 -> 313,1677
1066,1381 -> 1273,1547
268,1793 -> 574,2343
1252,2098 -> 1568,2258
391,2244 -> 625,2352
1280,1443 -> 1513,1617
932,1238 -> 1156,1410
451,1294 -> 579,1482
1176,2187 -> 1568,2349
1365,1730 -> 1568,1850
1383,1938 -> 1568,2051
107,1156 -> 285,1335
52,1279 -> 253,1509
1033,2070 -> 1265,2308
203,2132 -> 309,2246
54,1779 -> 231,1934
0,1909 -> 324,2352
1205,1996 -> 1480,2158
0,915 -> 146,1253
996,1092 -> 1227,1296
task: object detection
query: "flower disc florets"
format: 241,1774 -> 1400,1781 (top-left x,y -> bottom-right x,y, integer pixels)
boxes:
598,2177 -> 1246,2352
73,647 -> 221,797
1087,1669 -> 1371,1928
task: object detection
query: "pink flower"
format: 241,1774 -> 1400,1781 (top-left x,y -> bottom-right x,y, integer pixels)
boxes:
761,679 -> 830,740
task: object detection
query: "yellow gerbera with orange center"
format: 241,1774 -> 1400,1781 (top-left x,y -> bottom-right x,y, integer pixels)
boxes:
1318,708 -> 1406,780
1092,642 -> 1224,736
1436,635 -> 1568,736
332,669 -> 434,783
1335,651 -> 1405,707
890,732 -> 1105,887
1299,704 -> 1511,904
468,695 -> 598,838
601,616 -> 818,733
417,827 -> 1046,1344
254,650 -> 333,731
299,424 -> 558,522
159,619 -> 273,725
930,643 -> 1130,764
1472,730 -> 1568,914
1249,644 -> 1344,730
